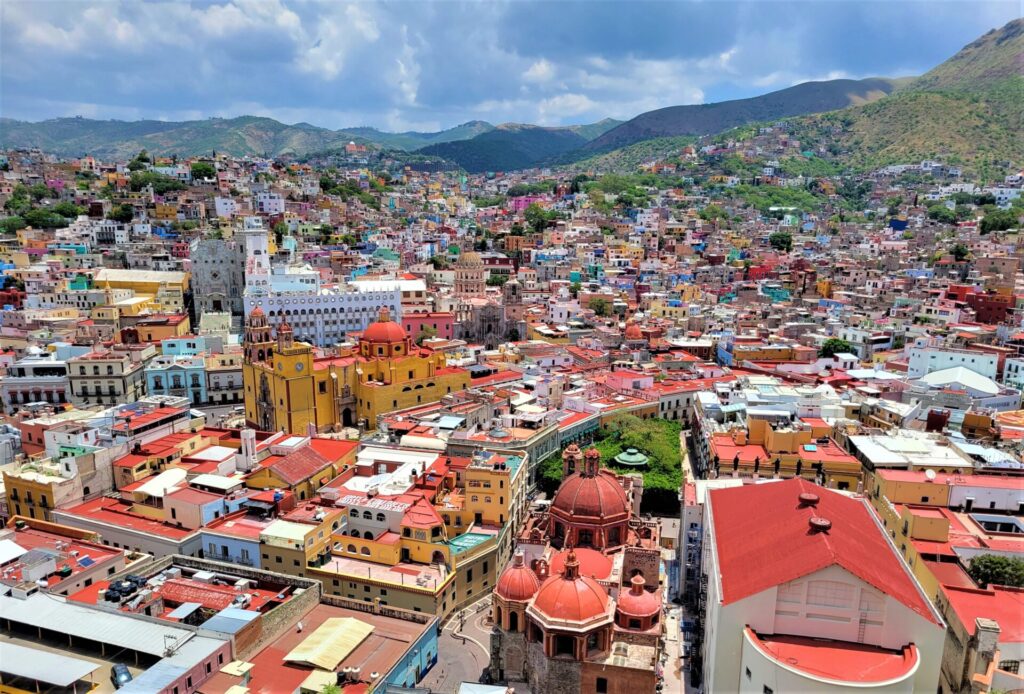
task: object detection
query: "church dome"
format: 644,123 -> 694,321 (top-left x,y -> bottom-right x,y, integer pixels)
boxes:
458,251 -> 483,267
249,306 -> 265,318
496,550 -> 540,602
531,549 -> 609,623
616,574 -> 661,620
361,307 -> 406,344
624,322 -> 643,340
551,468 -> 630,520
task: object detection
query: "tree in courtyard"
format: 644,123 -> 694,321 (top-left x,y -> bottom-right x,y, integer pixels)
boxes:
415,326 -> 437,345
967,555 -> 1024,588
819,338 -> 854,358
588,297 -> 610,317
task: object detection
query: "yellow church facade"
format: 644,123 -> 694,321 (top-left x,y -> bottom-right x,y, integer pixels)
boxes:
243,307 -> 470,434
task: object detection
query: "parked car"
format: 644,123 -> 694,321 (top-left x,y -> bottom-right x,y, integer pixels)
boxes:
110,664 -> 133,689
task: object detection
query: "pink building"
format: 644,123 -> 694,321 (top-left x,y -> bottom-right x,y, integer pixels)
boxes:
402,311 -> 455,341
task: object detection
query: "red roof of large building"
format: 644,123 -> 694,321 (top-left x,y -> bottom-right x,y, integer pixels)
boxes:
708,478 -> 939,624
942,584 -> 1024,643
746,629 -> 919,684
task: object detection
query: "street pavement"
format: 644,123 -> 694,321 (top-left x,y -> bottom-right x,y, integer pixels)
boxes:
419,597 -> 493,693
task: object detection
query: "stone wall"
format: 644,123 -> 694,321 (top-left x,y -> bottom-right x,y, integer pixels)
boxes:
621,545 -> 660,589
526,639 -> 581,694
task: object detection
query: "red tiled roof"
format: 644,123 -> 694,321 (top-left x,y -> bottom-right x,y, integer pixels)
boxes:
307,437 -> 359,463
266,446 -> 331,486
709,478 -> 939,624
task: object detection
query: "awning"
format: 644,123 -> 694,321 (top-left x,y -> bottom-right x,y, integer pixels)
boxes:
284,617 -> 374,671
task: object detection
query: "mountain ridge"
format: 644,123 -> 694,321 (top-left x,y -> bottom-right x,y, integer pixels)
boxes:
576,77 -> 903,157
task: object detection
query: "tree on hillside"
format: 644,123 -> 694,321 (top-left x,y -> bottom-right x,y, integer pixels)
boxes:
769,230 -> 792,252
524,202 -> 559,234
109,203 -> 135,223
967,555 -> 1024,588
980,209 -> 1017,234
819,338 -> 854,358
191,162 -> 216,180
949,243 -> 970,262
272,221 -> 287,246
588,298 -> 610,317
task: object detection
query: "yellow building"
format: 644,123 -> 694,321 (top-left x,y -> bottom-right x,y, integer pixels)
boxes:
92,268 -> 190,299
243,307 -> 470,435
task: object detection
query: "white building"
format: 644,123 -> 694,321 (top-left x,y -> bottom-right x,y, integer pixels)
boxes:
242,231 -> 401,346
253,191 -> 285,215
214,196 -> 239,219
907,348 -> 998,380
699,478 -> 945,693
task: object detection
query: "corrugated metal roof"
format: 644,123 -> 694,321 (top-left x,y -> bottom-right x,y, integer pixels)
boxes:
0,641 -> 99,686
284,617 -> 375,671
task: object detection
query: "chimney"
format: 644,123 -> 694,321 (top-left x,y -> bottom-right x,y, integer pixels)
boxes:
238,428 -> 258,471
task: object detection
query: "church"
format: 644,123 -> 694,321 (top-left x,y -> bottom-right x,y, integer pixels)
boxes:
242,306 -> 470,434
489,444 -> 664,694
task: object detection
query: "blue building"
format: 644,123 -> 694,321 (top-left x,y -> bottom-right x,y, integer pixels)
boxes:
145,354 -> 207,405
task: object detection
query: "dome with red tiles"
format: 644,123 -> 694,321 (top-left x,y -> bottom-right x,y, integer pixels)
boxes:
361,306 -> 407,344
624,322 -> 643,341
249,306 -> 265,318
550,468 -> 630,520
530,549 -> 609,624
549,547 -> 613,581
496,550 -> 540,602
616,574 -> 661,619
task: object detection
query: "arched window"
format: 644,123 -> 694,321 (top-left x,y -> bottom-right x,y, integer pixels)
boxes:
508,611 -> 519,632
554,635 -> 575,657
360,546 -> 371,555
347,544 -> 357,553
350,508 -> 359,517
362,511 -> 372,520
495,605 -> 503,626
376,513 -> 386,522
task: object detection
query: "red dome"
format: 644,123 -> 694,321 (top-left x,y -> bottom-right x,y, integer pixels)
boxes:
249,306 -> 265,318
549,547 -> 612,580
362,320 -> 406,343
551,470 -> 630,520
496,551 -> 540,602
624,322 -> 643,340
531,570 -> 609,623
616,574 -> 661,618
362,306 -> 407,344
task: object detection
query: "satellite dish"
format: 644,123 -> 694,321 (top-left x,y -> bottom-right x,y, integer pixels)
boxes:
925,469 -> 937,481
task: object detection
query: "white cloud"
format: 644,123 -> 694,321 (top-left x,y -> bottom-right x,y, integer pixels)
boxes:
523,59 -> 555,83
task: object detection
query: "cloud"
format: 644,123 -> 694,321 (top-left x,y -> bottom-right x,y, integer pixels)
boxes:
523,59 -> 555,83
0,0 -> 1019,130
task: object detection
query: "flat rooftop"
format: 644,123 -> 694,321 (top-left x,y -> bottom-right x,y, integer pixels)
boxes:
243,601 -> 432,694
319,554 -> 449,592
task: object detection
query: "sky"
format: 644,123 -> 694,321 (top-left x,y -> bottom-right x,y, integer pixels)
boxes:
1,1 -> 1019,133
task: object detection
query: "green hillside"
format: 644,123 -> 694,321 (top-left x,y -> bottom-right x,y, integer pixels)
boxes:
0,116 -> 498,159
577,77 -> 901,156
415,124 -> 590,173
802,18 -> 1023,173
335,121 -> 495,151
